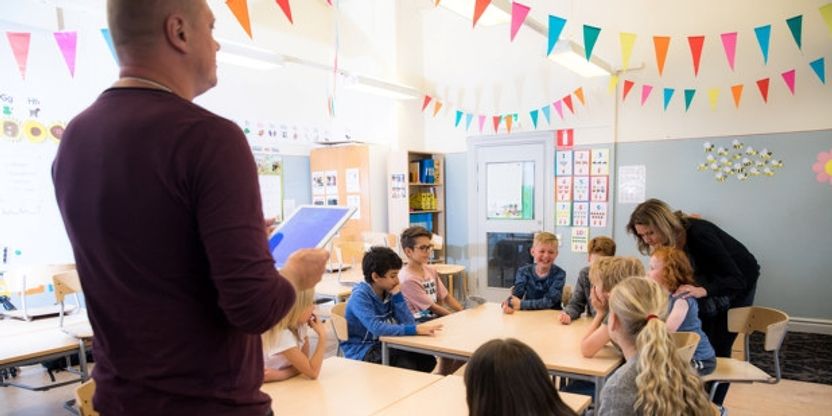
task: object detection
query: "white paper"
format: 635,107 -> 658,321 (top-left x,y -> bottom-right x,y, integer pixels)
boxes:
556,151 -> 573,176
590,148 -> 610,176
571,227 -> 589,253
618,165 -> 647,204
590,176 -> 608,202
258,175 -> 282,220
572,202 -> 589,227
347,194 -> 361,219
312,171 -> 325,195
573,150 -> 591,176
325,170 -> 338,195
312,196 -> 325,206
556,176 -> 572,202
556,202 -> 571,226
346,168 -> 360,193
590,202 -> 608,228
573,176 -> 590,201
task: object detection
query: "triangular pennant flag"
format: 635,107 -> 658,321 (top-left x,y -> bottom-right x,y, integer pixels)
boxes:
421,95 -> 432,112
226,0 -> 253,38
541,105 -> 551,125
454,110 -> 463,127
640,84 -> 653,106
53,31 -> 78,77
754,25 -> 771,64
492,115 -> 501,133
786,15 -> 802,49
731,84 -> 744,108
663,88 -> 675,110
473,0 -> 493,28
433,101 -> 443,117
275,0 -> 294,24
510,2 -> 531,42
553,100 -> 564,119
435,0 -> 441,6
619,32 -> 637,71
6,32 -> 31,80
684,89 -> 696,111
781,69 -> 796,95
529,109 -> 539,129
100,28 -> 118,64
563,95 -> 574,113
756,78 -> 770,103
505,115 -> 513,133
720,32 -> 738,71
547,15 -> 567,55
465,113 -> 474,130
688,36 -> 705,76
822,3 -> 832,37
573,87 -> 585,105
608,75 -> 619,95
707,88 -> 720,111
810,57 -> 826,84
583,25 -> 601,60
653,36 -> 671,76
478,115 -> 486,133
622,80 -> 635,101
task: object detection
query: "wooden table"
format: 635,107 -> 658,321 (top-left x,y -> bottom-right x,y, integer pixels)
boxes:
315,267 -> 363,302
380,302 -> 621,402
428,263 -> 467,300
373,374 -> 592,415
262,357 -> 442,416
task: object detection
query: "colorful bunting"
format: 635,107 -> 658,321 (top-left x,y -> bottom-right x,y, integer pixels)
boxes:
529,109 -> 539,129
754,25 -> 771,64
226,0 -> 253,38
492,115 -> 501,133
653,36 -> 670,76
465,113 -> 474,130
720,32 -> 738,71
53,31 -> 77,77
810,57 -> 826,84
707,88 -> 720,111
100,28 -> 118,64
688,36 -> 705,76
6,32 -> 31,80
573,88 -> 585,106
541,105 -> 551,125
421,95 -> 433,112
563,95 -> 574,114
478,115 -> 486,133
276,0 -> 293,24
622,80 -> 635,101
608,75 -> 619,95
731,84 -> 744,108
553,100 -> 564,119
641,84 -> 653,106
547,15 -> 567,55
756,78 -> 770,103
505,115 -> 513,133
454,110 -> 463,127
433,101 -> 443,116
583,25 -> 601,61
619,32 -> 637,71
663,88 -> 675,110
781,69 -> 796,95
684,89 -> 696,111
510,2 -> 531,42
785,15 -> 802,49
473,0 -> 492,28
822,3 -> 832,37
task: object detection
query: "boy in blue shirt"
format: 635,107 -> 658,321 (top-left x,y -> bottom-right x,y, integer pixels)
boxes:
342,246 -> 441,372
502,232 -> 566,313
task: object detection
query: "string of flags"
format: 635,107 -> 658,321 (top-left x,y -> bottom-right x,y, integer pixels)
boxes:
225,0 -> 299,38
3,29 -> 120,80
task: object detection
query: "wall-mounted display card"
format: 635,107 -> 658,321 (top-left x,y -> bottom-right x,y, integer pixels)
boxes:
325,170 -> 338,195
574,149 -> 591,176
590,176 -> 609,202
571,227 -> 589,253
556,202 -> 572,226
618,165 -> 647,204
345,168 -> 360,193
312,171 -> 325,195
573,176 -> 590,201
590,202 -> 608,228
572,201 -> 589,227
590,148 -> 610,176
556,176 -> 573,202
556,150 -> 573,176
347,194 -> 361,219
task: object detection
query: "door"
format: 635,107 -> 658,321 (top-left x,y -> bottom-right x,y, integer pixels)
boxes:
469,137 -> 552,301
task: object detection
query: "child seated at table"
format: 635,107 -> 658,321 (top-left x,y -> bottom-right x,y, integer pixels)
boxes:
399,226 -> 463,321
581,256 -> 645,358
261,288 -> 327,382
502,232 -> 566,314
598,276 -> 712,416
559,236 -> 616,324
648,247 -> 716,375
464,338 -> 578,416
342,246 -> 442,372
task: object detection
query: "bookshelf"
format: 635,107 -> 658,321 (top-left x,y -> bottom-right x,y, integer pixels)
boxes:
388,150 -> 445,262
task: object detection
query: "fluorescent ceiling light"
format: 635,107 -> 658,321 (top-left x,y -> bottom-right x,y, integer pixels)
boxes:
216,39 -> 284,70
548,39 -> 611,78
342,73 -> 422,100
440,0 -> 511,26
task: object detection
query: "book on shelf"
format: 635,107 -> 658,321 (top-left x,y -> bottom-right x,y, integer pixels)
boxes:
419,159 -> 435,184
409,161 -> 420,183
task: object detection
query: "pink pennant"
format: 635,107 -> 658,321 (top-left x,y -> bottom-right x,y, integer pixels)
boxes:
553,100 -> 564,119
6,32 -> 31,80
478,115 -> 486,133
641,84 -> 653,106
720,32 -> 737,71
781,69 -> 796,95
510,2 -> 531,42
53,31 -> 78,77
563,95 -> 574,113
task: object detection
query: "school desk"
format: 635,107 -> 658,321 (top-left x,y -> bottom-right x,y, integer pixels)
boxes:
262,356 -> 442,416
0,327 -> 91,391
379,302 -> 621,403
373,374 -> 592,415
314,267 -> 362,303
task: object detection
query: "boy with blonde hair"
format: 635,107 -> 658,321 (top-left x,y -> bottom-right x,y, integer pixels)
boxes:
559,236 -> 616,324
502,232 -> 566,314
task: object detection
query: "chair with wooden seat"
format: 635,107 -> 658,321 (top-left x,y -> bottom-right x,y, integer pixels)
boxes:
701,306 -> 789,400
74,379 -> 99,416
672,331 -> 701,363
329,302 -> 349,357
51,270 -> 94,383
2,264 -> 76,320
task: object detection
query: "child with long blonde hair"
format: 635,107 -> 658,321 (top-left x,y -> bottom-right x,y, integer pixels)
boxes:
261,288 -> 327,382
598,276 -> 711,416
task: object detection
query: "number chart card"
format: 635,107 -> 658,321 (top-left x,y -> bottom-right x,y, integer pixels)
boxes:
573,150 -> 591,176
590,176 -> 608,202
572,202 -> 589,227
590,202 -> 608,228
571,227 -> 589,253
556,176 -> 572,202
573,176 -> 590,201
556,202 -> 571,226
590,148 -> 610,176
556,150 -> 573,176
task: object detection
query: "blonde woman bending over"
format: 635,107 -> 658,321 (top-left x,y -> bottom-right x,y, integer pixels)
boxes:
262,289 -> 327,382
598,276 -> 711,416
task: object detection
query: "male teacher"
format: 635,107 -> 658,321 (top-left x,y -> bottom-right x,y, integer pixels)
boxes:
52,1 -> 327,414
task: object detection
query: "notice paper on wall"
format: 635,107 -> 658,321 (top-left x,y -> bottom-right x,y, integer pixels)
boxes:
571,227 -> 589,253
590,148 -> 610,176
590,202 -> 608,228
312,171 -> 325,195
573,150 -> 590,176
590,176 -> 608,202
573,176 -> 590,201
347,194 -> 361,219
556,176 -> 572,202
346,168 -> 360,193
556,202 -> 571,226
618,165 -> 647,204
572,202 -> 589,227
556,150 -> 573,176
325,170 -> 338,195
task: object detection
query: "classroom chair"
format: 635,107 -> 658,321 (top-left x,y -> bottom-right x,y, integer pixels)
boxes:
561,284 -> 573,309
329,302 -> 349,357
671,331 -> 701,363
701,306 -> 789,400
2,263 -> 76,320
74,379 -> 99,416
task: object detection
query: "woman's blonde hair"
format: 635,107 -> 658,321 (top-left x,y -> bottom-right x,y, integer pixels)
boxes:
651,246 -> 696,292
589,256 -> 645,293
626,198 -> 687,255
609,277 -> 712,416
262,288 -> 315,350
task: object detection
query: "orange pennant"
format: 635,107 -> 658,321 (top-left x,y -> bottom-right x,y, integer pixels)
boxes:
435,0 -> 441,5
573,87 -> 585,105
226,0 -> 253,38
730,84 -> 743,108
433,101 -> 443,117
653,36 -> 671,76
505,115 -> 513,133
473,0 -> 492,27
275,0 -> 293,24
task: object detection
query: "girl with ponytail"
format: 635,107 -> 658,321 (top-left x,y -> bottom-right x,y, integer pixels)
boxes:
598,276 -> 711,416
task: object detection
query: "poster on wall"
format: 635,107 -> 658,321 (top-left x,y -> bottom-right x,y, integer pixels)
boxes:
573,176 -> 590,201
590,176 -> 608,202
572,202 -> 589,227
573,150 -> 591,176
312,171 -> 325,195
326,196 -> 339,206
590,202 -> 608,228
571,227 -> 589,253
312,196 -> 325,206
390,173 -> 406,199
556,150 -> 573,176
325,170 -> 338,195
346,168 -> 360,193
252,150 -> 283,221
556,176 -> 572,202
618,165 -> 646,204
555,202 -> 571,226
347,194 -> 361,219
590,148 -> 610,176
